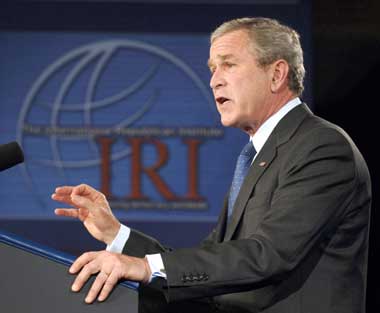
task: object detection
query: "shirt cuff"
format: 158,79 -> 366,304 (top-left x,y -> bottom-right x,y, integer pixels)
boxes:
106,224 -> 130,253
146,253 -> 167,282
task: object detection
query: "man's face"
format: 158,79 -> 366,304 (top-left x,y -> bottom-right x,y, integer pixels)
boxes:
208,30 -> 273,133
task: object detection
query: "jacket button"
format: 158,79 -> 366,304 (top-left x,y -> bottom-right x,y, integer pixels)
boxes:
182,275 -> 190,282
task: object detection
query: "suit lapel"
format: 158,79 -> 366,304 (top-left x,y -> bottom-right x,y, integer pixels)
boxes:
214,196 -> 228,243
223,103 -> 312,241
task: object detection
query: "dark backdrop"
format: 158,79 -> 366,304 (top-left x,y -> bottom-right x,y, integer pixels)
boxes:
313,1 -> 380,312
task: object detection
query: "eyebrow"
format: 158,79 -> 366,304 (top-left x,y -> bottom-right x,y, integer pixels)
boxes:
207,54 -> 235,69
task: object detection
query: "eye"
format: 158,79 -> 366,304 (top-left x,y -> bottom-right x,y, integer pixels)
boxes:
223,61 -> 235,70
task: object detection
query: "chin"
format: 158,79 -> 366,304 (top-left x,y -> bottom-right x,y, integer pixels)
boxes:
220,116 -> 238,128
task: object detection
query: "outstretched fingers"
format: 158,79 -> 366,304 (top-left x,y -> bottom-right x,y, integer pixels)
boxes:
55,185 -> 74,194
72,184 -> 103,202
69,251 -> 123,303
84,271 -> 119,303
70,252 -> 96,274
84,271 -> 108,303
98,271 -> 119,302
54,208 -> 79,218
52,186 -> 75,206
70,194 -> 98,214
70,252 -> 98,292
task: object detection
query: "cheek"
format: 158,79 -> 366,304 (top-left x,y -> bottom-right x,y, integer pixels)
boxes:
236,85 -> 255,109
246,78 -> 268,99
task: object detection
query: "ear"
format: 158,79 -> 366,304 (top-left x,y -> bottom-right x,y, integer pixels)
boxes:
270,59 -> 289,93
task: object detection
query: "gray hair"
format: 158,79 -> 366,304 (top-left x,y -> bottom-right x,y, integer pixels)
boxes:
211,17 -> 305,95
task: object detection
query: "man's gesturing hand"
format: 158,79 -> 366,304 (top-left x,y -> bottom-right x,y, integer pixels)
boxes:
70,251 -> 152,303
52,184 -> 120,245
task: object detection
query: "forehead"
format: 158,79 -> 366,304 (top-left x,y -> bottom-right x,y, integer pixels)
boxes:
208,30 -> 252,63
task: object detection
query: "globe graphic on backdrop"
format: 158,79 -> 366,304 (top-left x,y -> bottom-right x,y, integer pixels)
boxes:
16,39 -> 217,208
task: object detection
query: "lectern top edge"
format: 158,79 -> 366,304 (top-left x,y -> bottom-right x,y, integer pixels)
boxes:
0,228 -> 74,266
0,228 -> 138,290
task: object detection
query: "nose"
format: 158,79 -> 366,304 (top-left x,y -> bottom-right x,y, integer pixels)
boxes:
209,68 -> 226,90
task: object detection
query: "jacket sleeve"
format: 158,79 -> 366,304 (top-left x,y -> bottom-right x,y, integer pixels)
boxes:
122,229 -> 169,257
122,195 -> 228,257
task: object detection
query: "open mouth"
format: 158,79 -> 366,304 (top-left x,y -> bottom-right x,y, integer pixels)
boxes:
216,97 -> 230,105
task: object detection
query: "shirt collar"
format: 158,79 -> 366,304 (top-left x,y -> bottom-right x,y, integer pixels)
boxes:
250,97 -> 302,155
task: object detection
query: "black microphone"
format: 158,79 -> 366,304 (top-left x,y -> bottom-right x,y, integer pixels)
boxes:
0,141 -> 24,172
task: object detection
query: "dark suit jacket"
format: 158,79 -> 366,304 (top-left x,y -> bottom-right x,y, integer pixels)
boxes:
123,104 -> 372,313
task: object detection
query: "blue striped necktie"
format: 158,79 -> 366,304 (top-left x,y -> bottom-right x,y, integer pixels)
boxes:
228,141 -> 257,217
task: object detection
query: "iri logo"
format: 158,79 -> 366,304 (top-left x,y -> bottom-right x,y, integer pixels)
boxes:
16,39 -> 223,212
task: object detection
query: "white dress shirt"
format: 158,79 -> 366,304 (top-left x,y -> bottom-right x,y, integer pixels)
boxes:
107,97 -> 302,281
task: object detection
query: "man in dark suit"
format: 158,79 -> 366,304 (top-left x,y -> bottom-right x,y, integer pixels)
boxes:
52,17 -> 371,313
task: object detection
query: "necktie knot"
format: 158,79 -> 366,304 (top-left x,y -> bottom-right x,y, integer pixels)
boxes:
228,142 -> 256,218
